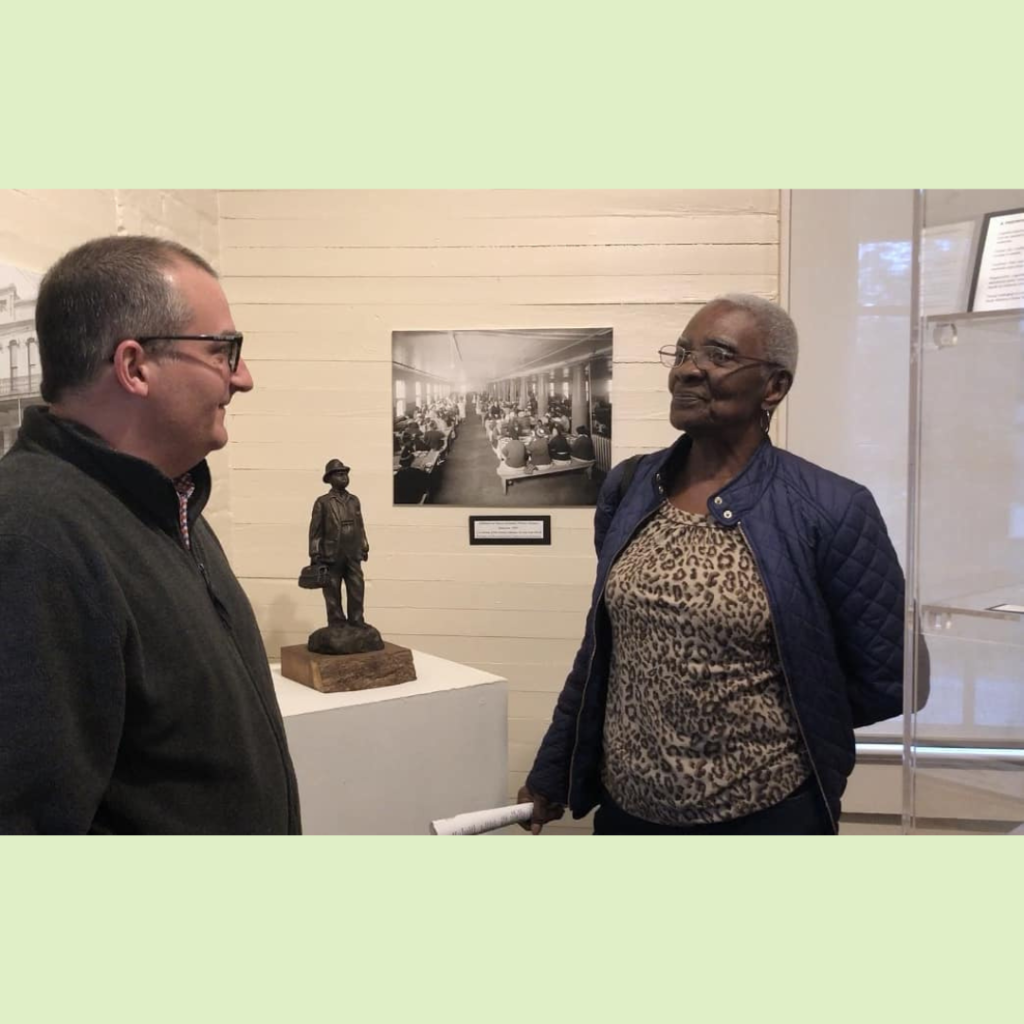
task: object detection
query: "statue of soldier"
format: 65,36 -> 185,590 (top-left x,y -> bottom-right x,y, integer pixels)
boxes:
305,459 -> 383,654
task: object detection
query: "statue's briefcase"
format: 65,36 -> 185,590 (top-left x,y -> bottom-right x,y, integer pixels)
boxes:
298,562 -> 330,589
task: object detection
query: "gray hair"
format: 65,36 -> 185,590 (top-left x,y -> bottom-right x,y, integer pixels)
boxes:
714,293 -> 798,377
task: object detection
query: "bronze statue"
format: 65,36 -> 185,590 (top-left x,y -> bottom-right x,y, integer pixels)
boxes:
302,459 -> 384,655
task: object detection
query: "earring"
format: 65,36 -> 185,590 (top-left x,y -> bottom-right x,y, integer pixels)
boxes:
761,408 -> 772,434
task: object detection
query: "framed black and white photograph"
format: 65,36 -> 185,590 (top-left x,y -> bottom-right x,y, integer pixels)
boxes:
391,327 -> 613,506
0,263 -> 43,461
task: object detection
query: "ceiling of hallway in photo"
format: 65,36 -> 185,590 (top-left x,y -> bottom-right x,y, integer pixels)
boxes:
392,328 -> 612,388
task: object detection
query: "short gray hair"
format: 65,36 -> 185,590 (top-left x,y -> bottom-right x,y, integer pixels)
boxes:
714,293 -> 798,377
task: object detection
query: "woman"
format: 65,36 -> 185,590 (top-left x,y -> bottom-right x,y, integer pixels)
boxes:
519,294 -> 916,835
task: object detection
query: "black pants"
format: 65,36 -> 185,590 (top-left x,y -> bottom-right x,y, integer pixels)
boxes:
322,556 -> 365,627
593,779 -> 833,835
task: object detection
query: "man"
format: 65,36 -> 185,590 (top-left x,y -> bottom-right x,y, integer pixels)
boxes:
502,434 -> 528,469
0,235 -> 301,834
309,459 -> 370,627
570,425 -> 596,461
527,425 -> 552,467
393,448 -> 431,504
547,423 -> 572,462
422,419 -> 446,451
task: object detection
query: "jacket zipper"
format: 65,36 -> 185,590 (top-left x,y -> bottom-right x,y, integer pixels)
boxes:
565,617 -> 600,804
566,476 -> 664,805
738,523 -> 838,834
194,556 -> 231,627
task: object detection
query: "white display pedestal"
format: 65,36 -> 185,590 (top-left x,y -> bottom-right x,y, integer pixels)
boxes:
271,649 -> 508,835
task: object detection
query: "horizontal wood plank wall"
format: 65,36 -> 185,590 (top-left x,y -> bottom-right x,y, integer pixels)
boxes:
219,190 -> 780,833
0,189 -> 219,287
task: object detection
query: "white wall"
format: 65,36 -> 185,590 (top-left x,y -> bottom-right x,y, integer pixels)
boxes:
786,189 -> 913,566
218,189 -> 781,831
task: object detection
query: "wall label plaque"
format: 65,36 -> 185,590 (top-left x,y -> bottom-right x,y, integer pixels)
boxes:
469,515 -> 551,545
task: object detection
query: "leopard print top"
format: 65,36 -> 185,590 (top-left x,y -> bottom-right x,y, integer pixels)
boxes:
601,500 -> 811,826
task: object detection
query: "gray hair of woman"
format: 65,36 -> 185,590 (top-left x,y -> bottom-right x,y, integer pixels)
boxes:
713,293 -> 799,378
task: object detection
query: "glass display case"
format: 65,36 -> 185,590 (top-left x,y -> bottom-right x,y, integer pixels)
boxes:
904,189 -> 1024,834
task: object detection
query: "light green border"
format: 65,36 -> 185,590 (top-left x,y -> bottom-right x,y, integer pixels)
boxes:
5,838 -> 1022,1020
7,4 -> 1023,186
5,4 -> 1023,1020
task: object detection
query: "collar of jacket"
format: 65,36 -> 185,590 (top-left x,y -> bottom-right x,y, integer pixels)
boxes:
18,406 -> 212,539
645,432 -> 779,527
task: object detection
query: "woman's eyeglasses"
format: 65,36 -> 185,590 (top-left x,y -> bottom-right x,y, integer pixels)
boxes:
658,344 -> 781,373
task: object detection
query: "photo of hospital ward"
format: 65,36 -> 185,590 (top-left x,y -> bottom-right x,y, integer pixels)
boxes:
392,328 -> 613,506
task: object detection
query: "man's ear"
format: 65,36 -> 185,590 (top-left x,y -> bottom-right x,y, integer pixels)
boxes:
110,340 -> 151,397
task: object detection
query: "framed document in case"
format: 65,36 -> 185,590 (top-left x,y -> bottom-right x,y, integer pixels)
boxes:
968,207 -> 1024,312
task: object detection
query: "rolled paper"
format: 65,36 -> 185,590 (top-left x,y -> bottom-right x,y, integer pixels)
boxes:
430,802 -> 534,835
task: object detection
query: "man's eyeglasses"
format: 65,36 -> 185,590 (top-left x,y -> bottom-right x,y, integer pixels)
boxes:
136,333 -> 244,373
109,333 -> 244,372
658,344 -> 781,373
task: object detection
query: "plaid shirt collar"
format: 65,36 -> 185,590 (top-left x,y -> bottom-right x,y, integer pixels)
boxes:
173,473 -> 196,549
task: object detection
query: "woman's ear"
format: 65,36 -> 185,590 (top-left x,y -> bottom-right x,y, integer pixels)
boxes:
763,368 -> 793,412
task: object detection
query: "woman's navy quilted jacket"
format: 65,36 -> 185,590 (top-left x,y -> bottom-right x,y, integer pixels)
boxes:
525,435 -> 908,832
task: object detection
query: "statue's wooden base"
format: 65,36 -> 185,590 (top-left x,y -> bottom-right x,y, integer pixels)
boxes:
280,642 -> 417,693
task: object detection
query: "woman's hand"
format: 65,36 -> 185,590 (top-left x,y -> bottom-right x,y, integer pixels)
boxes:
516,785 -> 565,834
